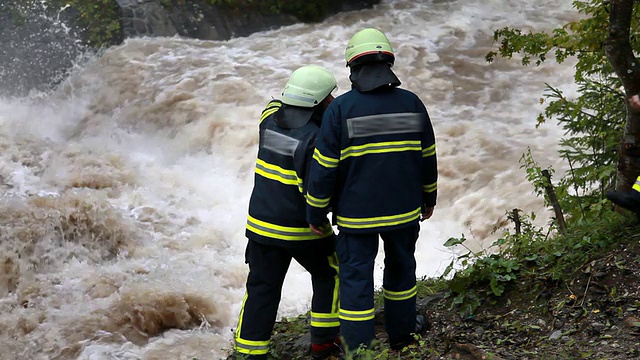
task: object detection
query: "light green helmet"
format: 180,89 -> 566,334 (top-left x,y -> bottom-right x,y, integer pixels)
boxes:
345,28 -> 395,67
281,65 -> 337,108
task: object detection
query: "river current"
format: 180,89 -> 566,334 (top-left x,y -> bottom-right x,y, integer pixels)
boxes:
0,0 -> 578,359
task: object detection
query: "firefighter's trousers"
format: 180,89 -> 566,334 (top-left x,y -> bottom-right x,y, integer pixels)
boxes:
336,223 -> 419,353
235,238 -> 340,359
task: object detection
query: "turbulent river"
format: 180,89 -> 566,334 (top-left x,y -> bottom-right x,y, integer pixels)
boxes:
0,0 -> 579,359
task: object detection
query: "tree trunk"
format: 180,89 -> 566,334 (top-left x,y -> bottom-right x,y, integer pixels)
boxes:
605,0 -> 640,192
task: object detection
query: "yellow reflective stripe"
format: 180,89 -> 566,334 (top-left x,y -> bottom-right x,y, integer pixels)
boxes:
255,158 -> 298,186
383,286 -> 417,301
235,293 -> 270,355
329,253 -> 340,313
307,193 -> 331,208
235,337 -> 270,355
340,140 -> 421,160
234,292 -> 248,344
310,311 -> 340,328
422,144 -> 436,157
313,148 -> 339,168
339,307 -> 375,322
633,178 -> 640,193
247,215 -> 332,241
423,182 -> 437,193
259,101 -> 282,124
336,207 -> 421,229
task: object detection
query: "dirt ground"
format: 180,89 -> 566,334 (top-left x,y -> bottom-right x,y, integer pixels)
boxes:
413,236 -> 640,359
266,237 -> 640,360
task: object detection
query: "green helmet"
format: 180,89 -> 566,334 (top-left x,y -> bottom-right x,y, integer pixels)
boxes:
281,65 -> 337,108
345,28 -> 395,67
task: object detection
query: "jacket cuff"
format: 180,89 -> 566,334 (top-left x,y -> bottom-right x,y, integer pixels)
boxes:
307,206 -> 329,226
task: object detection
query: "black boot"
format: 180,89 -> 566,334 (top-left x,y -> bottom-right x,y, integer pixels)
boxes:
388,314 -> 430,350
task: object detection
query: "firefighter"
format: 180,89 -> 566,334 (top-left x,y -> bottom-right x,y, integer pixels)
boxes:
234,65 -> 341,360
305,28 -> 437,353
606,177 -> 640,219
606,94 -> 640,219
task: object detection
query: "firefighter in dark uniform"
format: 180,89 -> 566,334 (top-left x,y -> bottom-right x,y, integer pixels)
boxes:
306,28 -> 437,353
606,94 -> 640,219
234,66 -> 341,360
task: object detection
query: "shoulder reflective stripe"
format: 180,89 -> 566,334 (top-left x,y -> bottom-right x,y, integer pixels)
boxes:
260,109 -> 279,124
312,148 -> 339,168
346,112 -> 424,138
423,182 -> 437,193
262,129 -> 300,157
633,178 -> 640,192
247,215 -> 332,241
422,144 -> 436,157
339,307 -> 375,322
336,207 -> 421,229
340,140 -> 421,160
255,158 -> 299,186
310,312 -> 340,328
306,193 -> 331,208
383,285 -> 417,301
259,101 -> 282,123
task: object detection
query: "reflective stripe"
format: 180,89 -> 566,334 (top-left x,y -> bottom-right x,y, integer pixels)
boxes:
260,101 -> 282,123
422,144 -> 436,157
349,50 -> 394,64
329,253 -> 340,313
383,286 -> 417,301
255,158 -> 301,187
247,215 -> 332,241
340,140 -> 421,160
235,293 -> 270,355
235,337 -> 270,355
336,207 -> 421,229
307,193 -> 331,208
423,182 -> 437,193
313,148 -> 339,168
262,129 -> 300,157
283,92 -> 316,104
234,293 -> 248,348
339,307 -> 375,322
311,311 -> 340,328
633,177 -> 640,193
346,112 -> 424,138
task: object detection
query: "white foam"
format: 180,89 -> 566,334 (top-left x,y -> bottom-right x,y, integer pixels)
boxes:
0,1 -> 579,358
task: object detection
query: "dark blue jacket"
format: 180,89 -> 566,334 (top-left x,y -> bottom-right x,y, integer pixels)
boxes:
306,87 -> 437,233
246,100 -> 334,246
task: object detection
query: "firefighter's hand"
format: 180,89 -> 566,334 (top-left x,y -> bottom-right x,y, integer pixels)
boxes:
630,95 -> 640,111
310,223 -> 325,235
421,207 -> 434,221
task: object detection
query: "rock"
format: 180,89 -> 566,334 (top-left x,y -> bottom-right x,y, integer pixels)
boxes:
0,2 -> 88,96
549,329 -> 563,340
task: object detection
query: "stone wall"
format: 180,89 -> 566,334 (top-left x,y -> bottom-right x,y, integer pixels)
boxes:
0,3 -> 87,96
115,0 -> 379,41
0,0 -> 379,96
116,0 -> 178,38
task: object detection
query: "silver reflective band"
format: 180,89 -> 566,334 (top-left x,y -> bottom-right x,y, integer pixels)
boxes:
283,93 -> 316,104
262,129 -> 300,156
346,112 -> 424,138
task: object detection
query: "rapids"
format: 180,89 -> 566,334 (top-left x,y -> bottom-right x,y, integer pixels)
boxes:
0,0 -> 578,358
